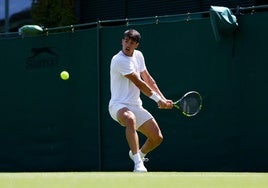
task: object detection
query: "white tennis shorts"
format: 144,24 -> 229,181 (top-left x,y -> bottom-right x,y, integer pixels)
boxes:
109,103 -> 154,129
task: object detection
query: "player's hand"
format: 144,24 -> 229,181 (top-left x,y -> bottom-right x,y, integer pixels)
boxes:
158,99 -> 173,109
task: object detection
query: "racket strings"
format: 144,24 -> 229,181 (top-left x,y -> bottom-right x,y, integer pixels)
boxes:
173,91 -> 202,117
181,97 -> 201,115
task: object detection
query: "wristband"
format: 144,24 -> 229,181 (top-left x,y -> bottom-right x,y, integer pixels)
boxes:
149,92 -> 161,103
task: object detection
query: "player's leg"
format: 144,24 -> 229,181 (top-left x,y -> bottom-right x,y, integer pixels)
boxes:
117,107 -> 147,172
137,118 -> 163,155
117,107 -> 139,155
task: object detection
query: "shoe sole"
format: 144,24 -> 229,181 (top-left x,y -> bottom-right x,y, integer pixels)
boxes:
133,170 -> 147,172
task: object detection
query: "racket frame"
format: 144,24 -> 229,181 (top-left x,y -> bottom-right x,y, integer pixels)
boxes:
173,91 -> 202,117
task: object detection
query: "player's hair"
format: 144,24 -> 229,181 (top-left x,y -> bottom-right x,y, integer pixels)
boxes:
123,29 -> 141,43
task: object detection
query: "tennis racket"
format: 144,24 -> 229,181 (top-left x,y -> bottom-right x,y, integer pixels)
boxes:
173,91 -> 202,117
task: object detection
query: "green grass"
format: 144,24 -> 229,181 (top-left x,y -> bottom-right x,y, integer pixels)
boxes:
0,172 -> 267,188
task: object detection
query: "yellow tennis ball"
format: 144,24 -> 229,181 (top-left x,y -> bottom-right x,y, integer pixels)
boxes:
60,71 -> 69,80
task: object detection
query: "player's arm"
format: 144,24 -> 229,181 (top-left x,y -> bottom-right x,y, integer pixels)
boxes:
125,72 -> 154,97
141,69 -> 173,108
140,69 -> 166,100
125,72 -> 172,109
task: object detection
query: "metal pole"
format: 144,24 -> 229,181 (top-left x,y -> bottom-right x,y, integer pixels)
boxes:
5,0 -> 9,33
96,20 -> 102,171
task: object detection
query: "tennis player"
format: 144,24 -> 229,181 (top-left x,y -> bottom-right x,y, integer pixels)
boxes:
109,29 -> 173,172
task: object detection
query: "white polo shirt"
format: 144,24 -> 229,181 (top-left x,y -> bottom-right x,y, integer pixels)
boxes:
109,50 -> 146,107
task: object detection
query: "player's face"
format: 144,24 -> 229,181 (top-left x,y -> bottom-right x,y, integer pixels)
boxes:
121,37 -> 139,56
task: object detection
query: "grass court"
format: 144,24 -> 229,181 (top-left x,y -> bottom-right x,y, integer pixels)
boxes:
0,172 -> 267,188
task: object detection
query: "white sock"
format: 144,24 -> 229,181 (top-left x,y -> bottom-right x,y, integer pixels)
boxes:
133,153 -> 142,164
139,150 -> 146,158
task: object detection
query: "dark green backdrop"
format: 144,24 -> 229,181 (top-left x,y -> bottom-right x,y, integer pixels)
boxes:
0,11 -> 268,172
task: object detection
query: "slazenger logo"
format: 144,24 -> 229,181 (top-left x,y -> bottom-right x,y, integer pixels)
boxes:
26,47 -> 59,69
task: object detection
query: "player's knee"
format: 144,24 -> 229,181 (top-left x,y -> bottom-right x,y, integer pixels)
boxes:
154,134 -> 163,146
126,115 -> 136,126
118,111 -> 136,127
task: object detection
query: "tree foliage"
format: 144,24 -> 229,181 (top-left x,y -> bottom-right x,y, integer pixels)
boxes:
31,0 -> 77,28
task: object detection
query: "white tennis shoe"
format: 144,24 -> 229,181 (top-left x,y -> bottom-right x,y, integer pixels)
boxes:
133,161 -> 147,172
129,150 -> 149,162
